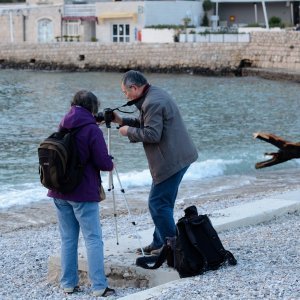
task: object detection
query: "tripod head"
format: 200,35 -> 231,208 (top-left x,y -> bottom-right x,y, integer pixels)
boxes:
95,108 -> 115,128
95,97 -> 140,128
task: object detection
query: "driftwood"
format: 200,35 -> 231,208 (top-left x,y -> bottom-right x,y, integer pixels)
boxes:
253,132 -> 300,169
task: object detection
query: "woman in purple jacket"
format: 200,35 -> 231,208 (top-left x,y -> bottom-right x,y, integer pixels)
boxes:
48,90 -> 115,297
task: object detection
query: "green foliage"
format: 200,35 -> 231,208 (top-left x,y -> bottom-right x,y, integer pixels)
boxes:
269,16 -> 282,27
91,37 -> 98,42
246,23 -> 262,27
145,24 -> 195,30
201,13 -> 209,26
202,0 -> 213,12
182,17 -> 191,27
145,24 -> 184,30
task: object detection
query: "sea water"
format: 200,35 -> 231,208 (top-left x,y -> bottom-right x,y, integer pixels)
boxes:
1,69 -> 300,209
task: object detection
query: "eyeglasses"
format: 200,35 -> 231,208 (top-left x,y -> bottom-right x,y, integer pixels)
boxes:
122,85 -> 135,95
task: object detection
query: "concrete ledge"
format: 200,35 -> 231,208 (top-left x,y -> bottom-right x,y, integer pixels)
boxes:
118,278 -> 188,300
48,190 -> 300,291
212,192 -> 300,232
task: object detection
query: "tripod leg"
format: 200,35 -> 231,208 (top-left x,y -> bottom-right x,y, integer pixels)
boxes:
105,126 -> 144,254
106,126 -> 119,245
113,166 -> 145,256
109,170 -> 119,245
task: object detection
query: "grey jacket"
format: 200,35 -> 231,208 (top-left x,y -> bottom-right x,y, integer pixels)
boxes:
123,85 -> 198,184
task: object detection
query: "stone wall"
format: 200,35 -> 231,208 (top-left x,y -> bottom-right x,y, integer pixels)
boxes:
243,32 -> 300,70
0,32 -> 300,75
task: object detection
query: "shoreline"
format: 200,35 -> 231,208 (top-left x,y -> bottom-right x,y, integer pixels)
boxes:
2,167 -> 300,235
1,62 -> 300,83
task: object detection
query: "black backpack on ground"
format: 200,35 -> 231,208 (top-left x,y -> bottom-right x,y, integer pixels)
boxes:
38,125 -> 88,194
136,205 -> 237,278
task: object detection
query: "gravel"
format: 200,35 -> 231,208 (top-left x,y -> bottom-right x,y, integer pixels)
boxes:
0,190 -> 299,300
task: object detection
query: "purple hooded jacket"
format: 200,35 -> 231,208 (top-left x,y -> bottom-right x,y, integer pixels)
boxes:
47,106 -> 113,202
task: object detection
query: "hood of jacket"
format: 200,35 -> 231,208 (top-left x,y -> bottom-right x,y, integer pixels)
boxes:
59,105 -> 96,129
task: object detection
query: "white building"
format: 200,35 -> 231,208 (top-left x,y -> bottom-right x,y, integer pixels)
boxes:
0,0 -> 298,44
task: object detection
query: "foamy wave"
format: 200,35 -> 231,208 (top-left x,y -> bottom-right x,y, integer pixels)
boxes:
0,183 -> 47,209
103,158 -> 242,188
183,159 -> 242,181
0,158 -> 242,209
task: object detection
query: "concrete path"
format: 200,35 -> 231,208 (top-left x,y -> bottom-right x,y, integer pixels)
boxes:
48,189 -> 300,294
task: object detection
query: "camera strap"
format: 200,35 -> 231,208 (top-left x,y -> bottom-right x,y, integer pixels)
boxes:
114,84 -> 151,114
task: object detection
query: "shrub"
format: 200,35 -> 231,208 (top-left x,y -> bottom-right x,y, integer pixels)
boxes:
145,24 -> 183,30
269,16 -> 282,27
246,23 -> 261,27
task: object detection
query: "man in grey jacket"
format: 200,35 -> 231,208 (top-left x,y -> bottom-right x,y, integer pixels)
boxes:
113,70 -> 198,255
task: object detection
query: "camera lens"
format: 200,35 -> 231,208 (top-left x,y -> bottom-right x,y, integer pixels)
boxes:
95,112 -> 104,123
104,108 -> 115,124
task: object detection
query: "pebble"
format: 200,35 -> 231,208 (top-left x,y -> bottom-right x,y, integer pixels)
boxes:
0,190 -> 299,299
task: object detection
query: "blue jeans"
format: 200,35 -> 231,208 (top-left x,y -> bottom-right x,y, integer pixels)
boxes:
148,166 -> 189,248
53,199 -> 107,291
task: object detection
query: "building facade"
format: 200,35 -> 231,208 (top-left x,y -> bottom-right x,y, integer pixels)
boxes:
0,0 -> 299,44
0,0 -> 63,43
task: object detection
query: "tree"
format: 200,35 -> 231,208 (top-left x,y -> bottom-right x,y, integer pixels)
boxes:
202,0 -> 213,27
202,0 -> 213,12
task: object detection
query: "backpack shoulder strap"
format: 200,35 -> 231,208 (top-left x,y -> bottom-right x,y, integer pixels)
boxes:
136,245 -> 169,269
182,218 -> 209,270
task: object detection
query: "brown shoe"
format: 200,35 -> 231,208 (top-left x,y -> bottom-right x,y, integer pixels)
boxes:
150,246 -> 163,256
136,244 -> 162,255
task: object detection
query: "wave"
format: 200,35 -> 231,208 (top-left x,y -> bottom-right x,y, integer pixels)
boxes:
108,158 -> 243,188
0,158 -> 242,209
0,183 -> 48,210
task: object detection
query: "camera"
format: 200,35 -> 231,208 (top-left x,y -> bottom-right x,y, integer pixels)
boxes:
95,108 -> 115,127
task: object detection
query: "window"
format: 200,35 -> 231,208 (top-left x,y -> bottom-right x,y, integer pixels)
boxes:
112,24 -> 130,43
63,21 -> 80,36
38,19 -> 53,43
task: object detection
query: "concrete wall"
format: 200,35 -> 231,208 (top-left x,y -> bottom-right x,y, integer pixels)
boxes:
142,29 -> 176,43
0,32 -> 299,73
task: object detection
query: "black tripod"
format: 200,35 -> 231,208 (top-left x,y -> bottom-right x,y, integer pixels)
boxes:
105,122 -> 145,256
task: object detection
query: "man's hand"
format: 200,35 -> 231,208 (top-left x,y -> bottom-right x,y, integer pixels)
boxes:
112,112 -> 123,125
119,126 -> 129,136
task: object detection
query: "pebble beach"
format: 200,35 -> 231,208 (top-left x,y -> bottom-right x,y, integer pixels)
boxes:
1,176 -> 299,300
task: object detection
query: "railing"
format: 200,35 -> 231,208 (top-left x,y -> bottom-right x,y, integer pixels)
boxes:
63,4 -> 96,17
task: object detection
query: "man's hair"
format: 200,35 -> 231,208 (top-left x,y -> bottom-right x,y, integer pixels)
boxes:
71,90 -> 99,115
122,70 -> 148,88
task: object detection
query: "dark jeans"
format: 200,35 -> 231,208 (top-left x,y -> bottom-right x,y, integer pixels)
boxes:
148,165 -> 189,248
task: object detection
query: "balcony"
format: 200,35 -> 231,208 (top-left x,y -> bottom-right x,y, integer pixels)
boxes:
63,4 -> 96,17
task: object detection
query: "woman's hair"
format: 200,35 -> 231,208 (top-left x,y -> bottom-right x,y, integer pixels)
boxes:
122,70 -> 148,88
71,90 -> 100,115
